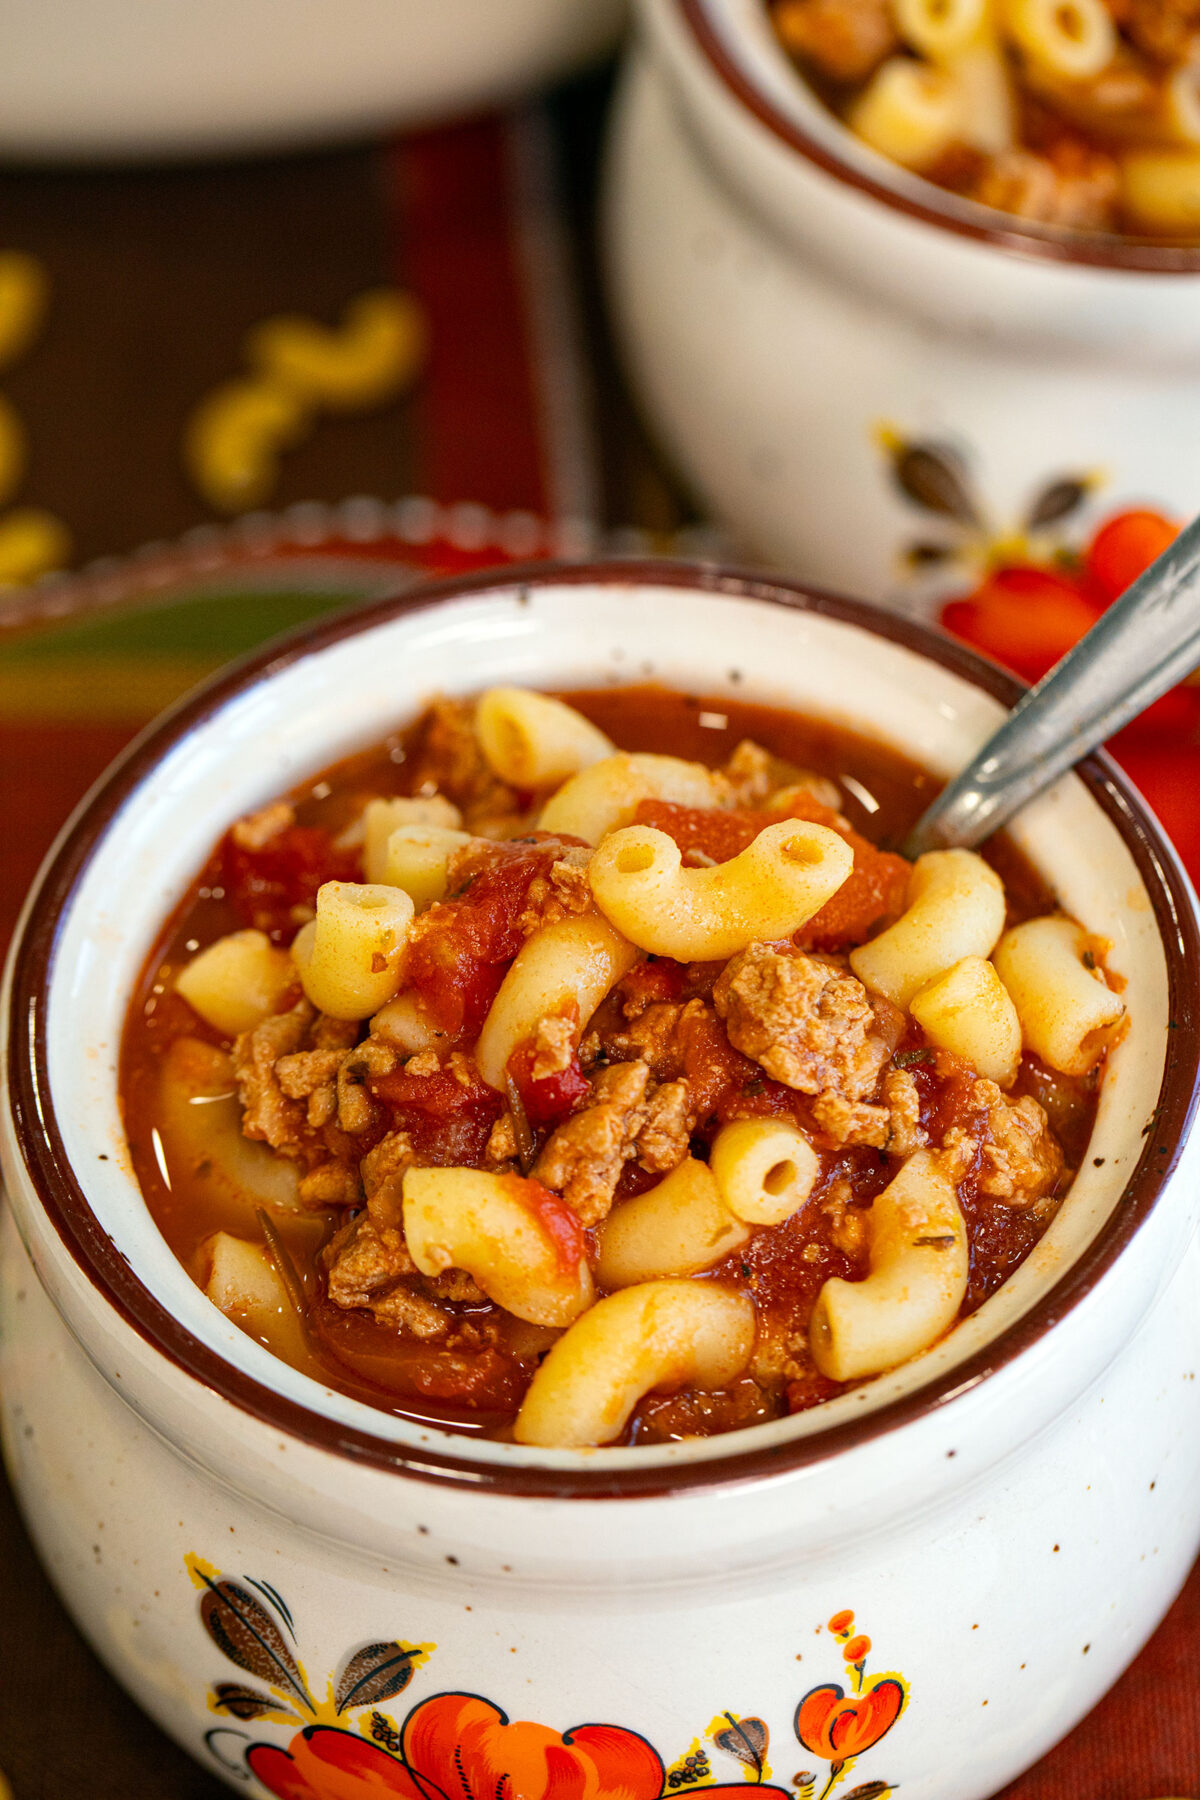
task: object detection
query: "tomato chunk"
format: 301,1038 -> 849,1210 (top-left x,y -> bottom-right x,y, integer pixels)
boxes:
370,1059 -> 503,1165
506,1038 -> 591,1127
403,835 -> 583,1042
221,825 -> 361,942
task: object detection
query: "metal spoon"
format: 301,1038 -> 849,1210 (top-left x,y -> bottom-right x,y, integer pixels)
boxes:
902,513 -> 1200,858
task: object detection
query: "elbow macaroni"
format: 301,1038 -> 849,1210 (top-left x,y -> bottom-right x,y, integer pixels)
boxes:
850,848 -> 1006,1010
1164,63 -> 1200,146
402,1167 -> 593,1327
1120,149 -> 1200,234
895,0 -> 987,58
204,1230 -> 291,1319
809,1150 -> 969,1381
710,1118 -> 820,1225
380,823 -> 471,910
474,911 -> 640,1090
176,928 -> 295,1036
539,752 -> 730,845
158,1036 -> 302,1216
513,1279 -> 756,1447
475,687 -> 614,787
848,58 -> 964,170
1003,0 -> 1115,79
595,1159 -> 750,1289
291,881 -> 414,1020
588,819 -> 853,961
362,794 -> 462,880
909,954 -> 1022,1086
953,40 -> 1016,153
993,915 -> 1124,1074
369,989 -> 449,1056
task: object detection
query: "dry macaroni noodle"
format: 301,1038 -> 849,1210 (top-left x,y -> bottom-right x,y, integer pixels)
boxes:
992,915 -> 1125,1075
850,847 -> 1006,1009
475,687 -> 614,787
247,288 -> 425,410
513,1280 -> 756,1447
184,377 -> 310,513
594,1158 -> 750,1289
291,881 -> 414,1020
402,1167 -> 593,1327
0,507 -> 70,585
710,1117 -> 820,1225
909,955 -> 1022,1087
0,251 -> 48,370
809,1150 -> 969,1381
474,911 -> 639,1091
538,752 -> 730,845
588,819 -> 853,961
176,928 -> 296,1037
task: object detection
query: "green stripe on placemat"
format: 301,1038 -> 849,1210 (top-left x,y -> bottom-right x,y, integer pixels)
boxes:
0,585 -> 365,723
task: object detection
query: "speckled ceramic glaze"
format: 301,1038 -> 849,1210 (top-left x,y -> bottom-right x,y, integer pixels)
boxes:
0,0 -> 624,160
2,565 -> 1199,1800
603,0 -> 1200,606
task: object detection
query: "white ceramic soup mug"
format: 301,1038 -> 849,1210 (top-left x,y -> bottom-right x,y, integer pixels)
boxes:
604,0 -> 1200,611
2,562 -> 1199,1800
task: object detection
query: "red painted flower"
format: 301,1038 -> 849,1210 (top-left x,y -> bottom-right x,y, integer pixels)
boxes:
794,1679 -> 905,1765
247,1691 -> 796,1800
248,1726 -> 416,1800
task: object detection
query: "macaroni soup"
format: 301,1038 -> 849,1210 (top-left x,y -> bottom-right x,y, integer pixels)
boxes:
119,685 -> 1122,1447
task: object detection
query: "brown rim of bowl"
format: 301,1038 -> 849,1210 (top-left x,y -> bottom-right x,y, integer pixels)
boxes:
8,558 -> 1199,1500
675,0 -> 1200,275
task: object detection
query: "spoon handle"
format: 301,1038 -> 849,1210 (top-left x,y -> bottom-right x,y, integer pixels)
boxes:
902,513 -> 1200,858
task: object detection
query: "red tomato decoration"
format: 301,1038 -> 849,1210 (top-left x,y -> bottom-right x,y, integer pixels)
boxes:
1108,733 -> 1200,877
1085,508 -> 1179,605
941,565 -> 1101,685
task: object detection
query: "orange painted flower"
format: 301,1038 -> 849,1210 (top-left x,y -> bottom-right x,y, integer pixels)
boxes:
827,1611 -> 854,1635
794,1680 -> 905,1765
842,1636 -> 871,1664
247,1725 -> 418,1800
247,1690 -> 796,1800
400,1692 -> 665,1800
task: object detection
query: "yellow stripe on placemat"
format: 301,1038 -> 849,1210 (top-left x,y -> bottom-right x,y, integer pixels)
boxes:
0,654 -> 224,722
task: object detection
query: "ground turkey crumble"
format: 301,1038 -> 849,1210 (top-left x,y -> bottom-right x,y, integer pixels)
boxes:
714,944 -> 892,1098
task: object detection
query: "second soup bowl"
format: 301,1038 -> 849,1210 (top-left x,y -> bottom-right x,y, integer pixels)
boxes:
604,0 -> 1200,608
